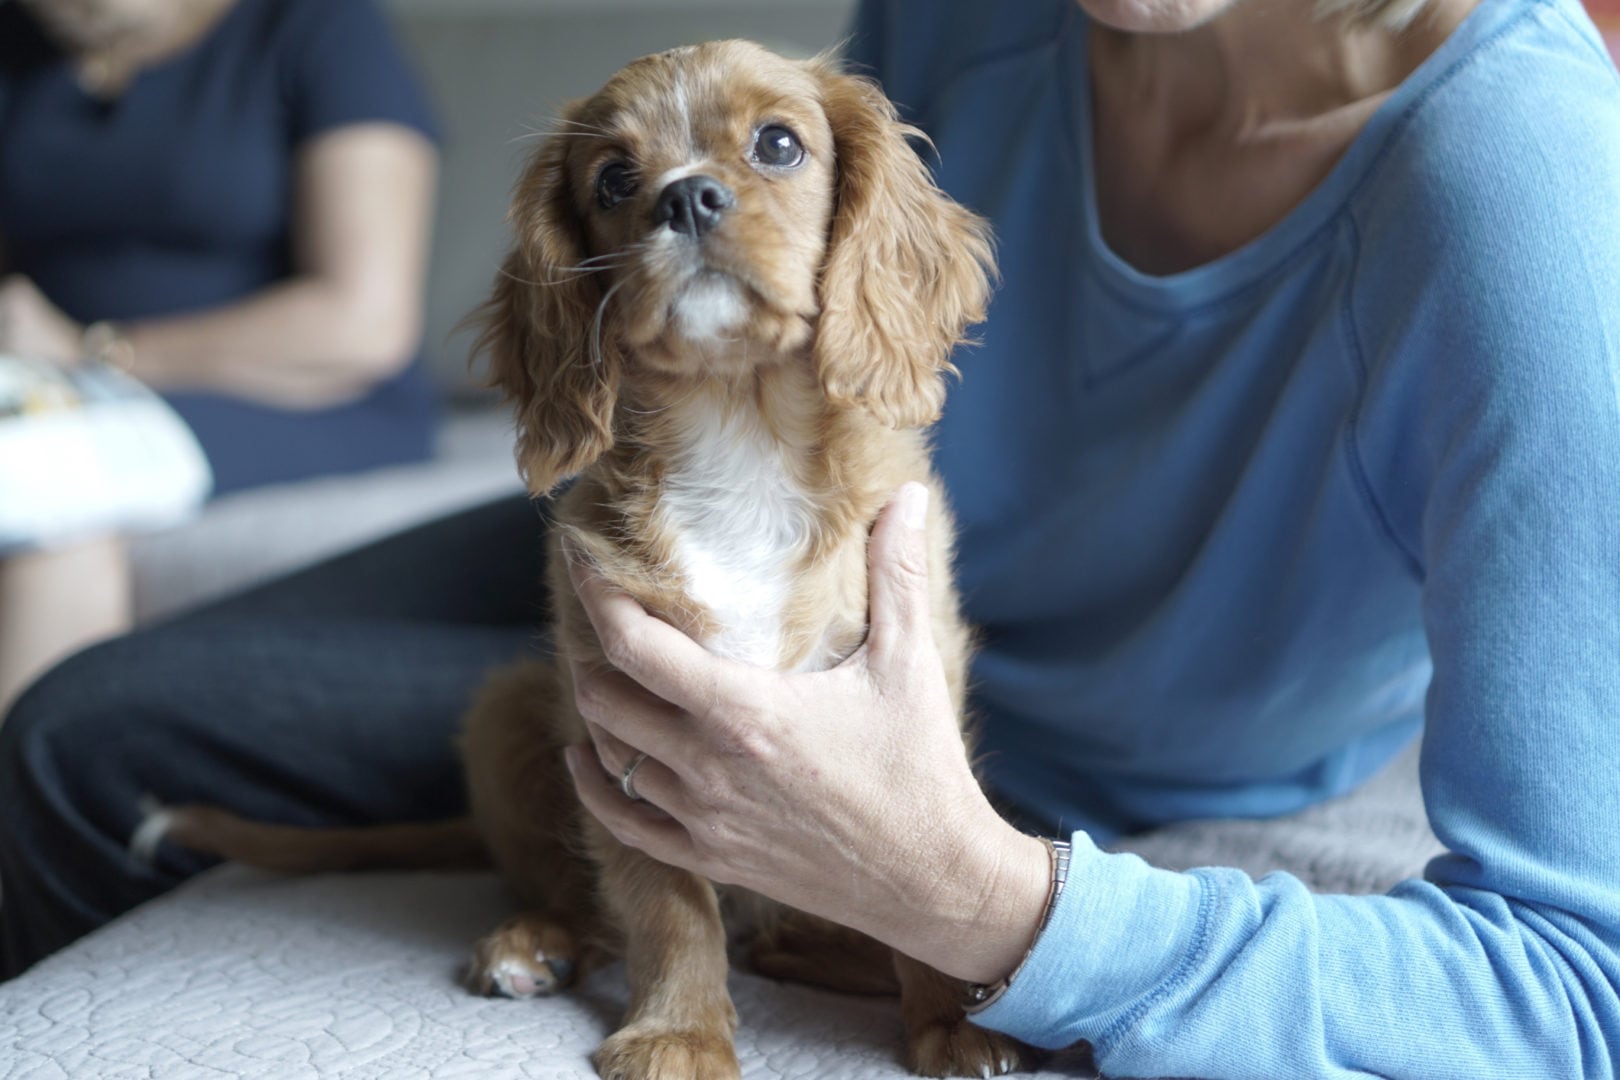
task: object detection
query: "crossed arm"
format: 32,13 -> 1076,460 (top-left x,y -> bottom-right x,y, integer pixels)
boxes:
0,122 -> 437,408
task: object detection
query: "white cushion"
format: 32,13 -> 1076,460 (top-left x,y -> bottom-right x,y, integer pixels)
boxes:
0,868 -> 1093,1079
0,745 -> 1438,1078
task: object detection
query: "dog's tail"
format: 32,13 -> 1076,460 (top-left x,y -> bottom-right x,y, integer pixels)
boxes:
138,799 -> 490,874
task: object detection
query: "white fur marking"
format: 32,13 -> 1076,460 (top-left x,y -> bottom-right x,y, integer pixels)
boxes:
790,629 -> 844,674
674,70 -> 692,149
652,163 -> 704,194
673,274 -> 747,341
489,957 -> 544,998
661,398 -> 814,668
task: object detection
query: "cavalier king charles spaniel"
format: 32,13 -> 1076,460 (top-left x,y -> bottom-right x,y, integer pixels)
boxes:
168,39 -> 1016,1079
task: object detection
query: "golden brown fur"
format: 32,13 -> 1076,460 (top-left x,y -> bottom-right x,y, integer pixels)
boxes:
168,40 -> 1018,1079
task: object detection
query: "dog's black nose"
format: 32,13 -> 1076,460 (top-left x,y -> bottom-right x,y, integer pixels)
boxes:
655,175 -> 734,237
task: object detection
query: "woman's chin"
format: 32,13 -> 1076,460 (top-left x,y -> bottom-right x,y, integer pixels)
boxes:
1075,0 -> 1238,34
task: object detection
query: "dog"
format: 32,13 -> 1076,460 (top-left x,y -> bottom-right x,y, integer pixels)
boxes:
166,39 -> 1020,1079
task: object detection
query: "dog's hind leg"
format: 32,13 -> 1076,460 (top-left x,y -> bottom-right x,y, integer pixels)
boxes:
746,909 -> 901,996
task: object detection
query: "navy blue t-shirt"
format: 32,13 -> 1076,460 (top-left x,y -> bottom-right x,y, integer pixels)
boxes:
0,0 -> 441,495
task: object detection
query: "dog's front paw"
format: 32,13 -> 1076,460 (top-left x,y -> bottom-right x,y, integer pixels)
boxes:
592,1025 -> 741,1080
905,1018 -> 1031,1078
466,913 -> 578,999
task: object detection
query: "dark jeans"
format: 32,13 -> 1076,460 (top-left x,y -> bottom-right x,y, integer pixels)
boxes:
0,494 -> 550,981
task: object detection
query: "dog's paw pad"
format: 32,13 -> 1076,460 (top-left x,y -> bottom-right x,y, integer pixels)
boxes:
906,1020 -> 1030,1078
475,950 -> 569,999
467,916 -> 578,999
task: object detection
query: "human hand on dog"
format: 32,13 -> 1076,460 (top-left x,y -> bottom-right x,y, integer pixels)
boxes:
564,482 -> 1052,987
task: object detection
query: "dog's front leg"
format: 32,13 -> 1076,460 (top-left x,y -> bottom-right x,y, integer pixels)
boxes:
893,952 -> 1034,1078
593,843 -> 740,1080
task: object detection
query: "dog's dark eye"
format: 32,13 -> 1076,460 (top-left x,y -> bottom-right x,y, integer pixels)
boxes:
752,125 -> 804,168
596,162 -> 637,209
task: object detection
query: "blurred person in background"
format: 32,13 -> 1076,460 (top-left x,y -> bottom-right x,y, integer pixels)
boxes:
0,0 -> 440,710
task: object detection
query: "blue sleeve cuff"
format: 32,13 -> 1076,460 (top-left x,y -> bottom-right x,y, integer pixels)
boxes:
970,831 -> 1210,1050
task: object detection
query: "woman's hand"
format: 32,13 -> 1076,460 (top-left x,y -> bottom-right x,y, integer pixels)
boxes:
0,275 -> 84,363
564,482 -> 1052,985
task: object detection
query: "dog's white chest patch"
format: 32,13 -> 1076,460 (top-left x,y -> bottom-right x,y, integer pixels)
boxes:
673,273 -> 746,342
660,401 -> 812,669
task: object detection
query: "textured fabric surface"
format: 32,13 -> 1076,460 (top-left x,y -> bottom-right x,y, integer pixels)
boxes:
1,869 -> 1091,1079
0,746 -> 1434,1079
128,407 -> 523,624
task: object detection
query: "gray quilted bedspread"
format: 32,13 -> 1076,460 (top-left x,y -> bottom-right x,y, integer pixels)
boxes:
0,743 -> 1441,1079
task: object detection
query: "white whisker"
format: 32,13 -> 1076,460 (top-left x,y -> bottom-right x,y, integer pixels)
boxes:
553,117 -> 615,135
619,379 -> 705,419
497,252 -> 637,288
509,131 -> 612,145
591,277 -> 628,369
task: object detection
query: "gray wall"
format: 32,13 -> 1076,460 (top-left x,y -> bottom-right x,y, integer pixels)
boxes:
385,2 -> 858,394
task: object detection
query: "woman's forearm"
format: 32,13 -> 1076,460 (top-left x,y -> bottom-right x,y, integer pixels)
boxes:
121,126 -> 438,408
0,128 -> 435,406
122,274 -> 423,407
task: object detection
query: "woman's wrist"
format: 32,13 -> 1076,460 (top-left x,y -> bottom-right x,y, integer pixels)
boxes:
887,815 -> 1056,986
81,320 -> 137,372
956,825 -> 1060,985
964,836 -> 1071,1012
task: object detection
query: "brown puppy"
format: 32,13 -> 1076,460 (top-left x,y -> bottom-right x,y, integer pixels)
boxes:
169,39 -> 1016,1079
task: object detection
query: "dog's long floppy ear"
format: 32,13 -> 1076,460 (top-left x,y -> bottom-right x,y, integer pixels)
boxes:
470,107 -> 622,495
810,59 -> 996,429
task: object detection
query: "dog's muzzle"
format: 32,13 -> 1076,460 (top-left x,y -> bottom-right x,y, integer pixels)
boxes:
655,175 -> 734,238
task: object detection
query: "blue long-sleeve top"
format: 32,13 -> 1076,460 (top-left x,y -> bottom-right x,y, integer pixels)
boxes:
849,0 -> 1620,1074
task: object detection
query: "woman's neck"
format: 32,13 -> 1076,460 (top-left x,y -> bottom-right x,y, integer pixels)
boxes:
62,0 -> 235,100
1087,0 -> 1477,273
1094,4 -> 1448,138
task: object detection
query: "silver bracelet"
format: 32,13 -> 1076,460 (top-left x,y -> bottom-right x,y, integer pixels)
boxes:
963,837 -> 1071,1014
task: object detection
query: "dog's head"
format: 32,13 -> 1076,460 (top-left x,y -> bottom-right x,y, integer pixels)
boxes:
474,39 -> 995,495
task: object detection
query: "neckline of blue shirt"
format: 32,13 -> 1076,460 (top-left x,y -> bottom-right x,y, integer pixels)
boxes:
26,0 -> 257,110
1062,0 -> 1537,314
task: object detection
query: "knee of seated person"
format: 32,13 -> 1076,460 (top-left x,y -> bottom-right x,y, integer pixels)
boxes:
0,635 -> 161,816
